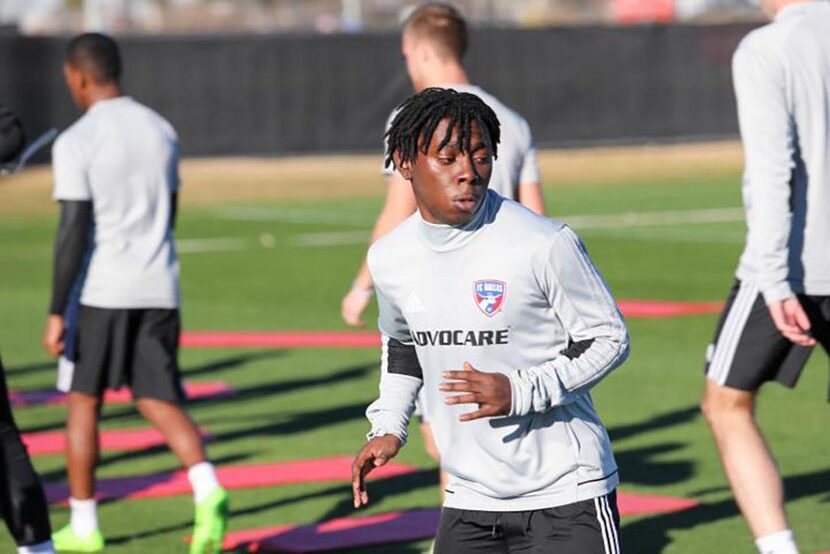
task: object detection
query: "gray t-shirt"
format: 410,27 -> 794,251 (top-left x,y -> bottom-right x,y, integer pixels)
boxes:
366,191 -> 629,511
383,84 -> 540,200
52,96 -> 180,309
733,1 -> 830,301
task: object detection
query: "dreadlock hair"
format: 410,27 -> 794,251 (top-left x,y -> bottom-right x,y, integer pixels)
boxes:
385,87 -> 500,172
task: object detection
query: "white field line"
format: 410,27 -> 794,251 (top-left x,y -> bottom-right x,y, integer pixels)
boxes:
564,207 -> 744,229
216,207 -> 373,226
177,238 -> 250,253
184,207 -> 746,251
291,230 -> 371,247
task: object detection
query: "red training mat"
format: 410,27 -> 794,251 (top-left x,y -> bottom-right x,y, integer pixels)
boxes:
44,456 -> 417,504
220,492 -> 699,552
9,381 -> 234,407
22,427 -> 212,456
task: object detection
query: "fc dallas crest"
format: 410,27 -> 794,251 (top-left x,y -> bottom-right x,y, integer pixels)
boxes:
474,280 -> 506,317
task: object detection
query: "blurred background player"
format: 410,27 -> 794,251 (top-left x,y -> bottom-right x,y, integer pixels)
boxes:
701,1 -> 830,554
40,33 -> 228,554
340,1 -> 546,501
352,88 -> 629,553
0,105 -> 55,554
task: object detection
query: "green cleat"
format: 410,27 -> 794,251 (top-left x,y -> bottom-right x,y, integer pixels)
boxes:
52,524 -> 105,553
189,487 -> 229,554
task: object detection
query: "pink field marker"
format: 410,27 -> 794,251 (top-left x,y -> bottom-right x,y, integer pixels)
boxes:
45,456 -> 417,504
9,381 -> 233,407
181,331 -> 381,349
617,300 -> 723,318
220,492 -> 699,552
22,427 -> 211,456
179,301 -> 724,350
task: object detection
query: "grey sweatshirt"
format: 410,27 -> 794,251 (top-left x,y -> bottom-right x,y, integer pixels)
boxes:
366,190 -> 630,511
733,1 -> 830,301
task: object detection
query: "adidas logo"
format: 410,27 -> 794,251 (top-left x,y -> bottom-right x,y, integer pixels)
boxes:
402,292 -> 426,314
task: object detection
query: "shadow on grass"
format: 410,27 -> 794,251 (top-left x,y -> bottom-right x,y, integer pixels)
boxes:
181,350 -> 285,379
105,468 -> 439,547
609,405 -> 699,488
621,468 -> 830,552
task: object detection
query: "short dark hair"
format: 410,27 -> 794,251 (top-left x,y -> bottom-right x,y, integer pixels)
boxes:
65,33 -> 121,84
403,3 -> 468,60
385,87 -> 500,170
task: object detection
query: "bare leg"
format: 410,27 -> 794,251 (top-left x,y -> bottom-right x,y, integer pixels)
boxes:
135,398 -> 205,468
65,392 -> 101,500
420,421 -> 448,503
701,379 -> 789,538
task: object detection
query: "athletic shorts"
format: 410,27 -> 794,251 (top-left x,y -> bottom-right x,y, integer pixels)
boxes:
705,280 -> 830,393
434,491 -> 621,554
67,305 -> 185,403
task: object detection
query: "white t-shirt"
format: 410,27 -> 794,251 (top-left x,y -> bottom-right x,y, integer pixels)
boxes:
383,84 -> 540,200
52,96 -> 181,309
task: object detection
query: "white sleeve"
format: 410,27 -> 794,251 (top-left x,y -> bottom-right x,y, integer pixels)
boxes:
508,227 -> 629,415
733,40 -> 794,302
365,283 -> 421,445
51,134 -> 90,201
517,119 -> 540,184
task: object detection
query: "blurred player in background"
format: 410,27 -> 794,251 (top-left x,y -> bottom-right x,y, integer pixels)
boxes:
701,2 -> 830,554
341,1 -> 546,501
41,33 -> 228,554
0,105 -> 55,554
352,88 -> 629,553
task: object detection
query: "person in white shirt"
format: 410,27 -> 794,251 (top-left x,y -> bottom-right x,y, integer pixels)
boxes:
341,1 -> 547,503
41,33 -> 228,554
352,87 -> 628,554
701,2 -> 830,554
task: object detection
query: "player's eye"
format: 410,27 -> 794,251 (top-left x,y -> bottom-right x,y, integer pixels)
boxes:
439,156 -> 455,164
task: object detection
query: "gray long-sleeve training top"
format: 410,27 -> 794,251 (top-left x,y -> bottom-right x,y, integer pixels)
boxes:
365,190 -> 630,512
733,1 -> 830,301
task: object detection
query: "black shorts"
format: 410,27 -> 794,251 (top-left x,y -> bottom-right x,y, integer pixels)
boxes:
69,305 -> 185,403
434,491 -> 621,554
705,280 -> 830,393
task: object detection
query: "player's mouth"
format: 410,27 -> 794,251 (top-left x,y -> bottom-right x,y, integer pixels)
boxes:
452,195 -> 480,214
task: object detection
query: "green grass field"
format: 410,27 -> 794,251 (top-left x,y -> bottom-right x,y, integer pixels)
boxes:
0,160 -> 828,553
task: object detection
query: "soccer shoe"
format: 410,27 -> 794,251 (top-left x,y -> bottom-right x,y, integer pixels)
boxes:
51,524 -> 105,552
189,487 -> 229,554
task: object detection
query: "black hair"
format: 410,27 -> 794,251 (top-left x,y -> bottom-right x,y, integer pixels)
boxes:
65,33 -> 121,84
385,87 -> 500,170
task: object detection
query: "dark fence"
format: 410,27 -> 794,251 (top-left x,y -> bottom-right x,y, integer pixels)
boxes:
0,23 -> 756,158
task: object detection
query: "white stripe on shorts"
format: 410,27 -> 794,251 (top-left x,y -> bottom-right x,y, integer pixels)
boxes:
594,495 -> 619,554
707,282 -> 758,385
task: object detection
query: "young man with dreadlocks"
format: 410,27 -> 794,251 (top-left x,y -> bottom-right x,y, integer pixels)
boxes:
351,88 -> 629,554
342,1 -> 547,506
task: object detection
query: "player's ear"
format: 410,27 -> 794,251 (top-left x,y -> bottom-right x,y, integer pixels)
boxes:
395,154 -> 413,181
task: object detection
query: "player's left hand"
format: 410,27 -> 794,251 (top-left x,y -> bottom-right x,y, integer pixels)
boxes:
767,296 -> 816,347
440,362 -> 511,421
42,314 -> 65,358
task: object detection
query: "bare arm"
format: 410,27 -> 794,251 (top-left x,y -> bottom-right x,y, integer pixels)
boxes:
517,181 -> 546,216
342,172 -> 416,326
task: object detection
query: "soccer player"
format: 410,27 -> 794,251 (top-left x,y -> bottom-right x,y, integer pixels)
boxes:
700,2 -> 830,554
351,88 -> 629,553
341,2 -> 546,501
0,106 -> 56,554
40,33 -> 228,554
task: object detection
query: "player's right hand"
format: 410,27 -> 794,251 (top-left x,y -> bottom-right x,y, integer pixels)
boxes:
767,296 -> 816,347
351,435 -> 401,508
341,283 -> 373,328
42,314 -> 65,358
